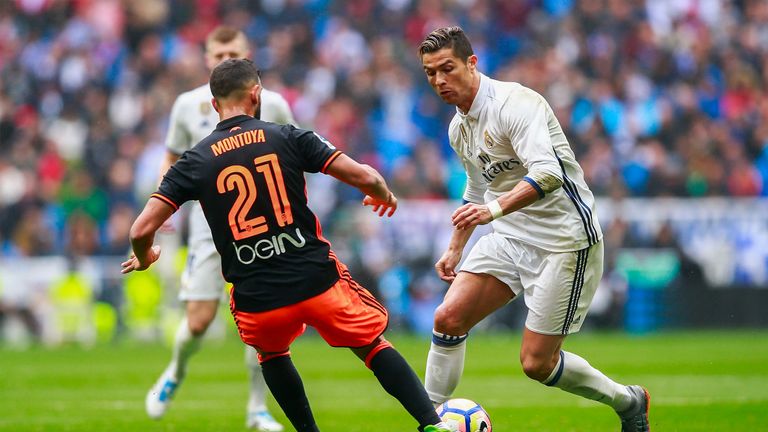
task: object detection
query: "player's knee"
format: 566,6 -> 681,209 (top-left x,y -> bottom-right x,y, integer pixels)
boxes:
520,353 -> 554,382
186,315 -> 212,336
433,303 -> 470,335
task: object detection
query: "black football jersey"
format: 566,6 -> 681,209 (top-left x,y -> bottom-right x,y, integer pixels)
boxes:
154,115 -> 343,311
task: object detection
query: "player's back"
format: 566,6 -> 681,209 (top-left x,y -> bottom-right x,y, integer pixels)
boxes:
166,84 -> 296,155
157,114 -> 343,312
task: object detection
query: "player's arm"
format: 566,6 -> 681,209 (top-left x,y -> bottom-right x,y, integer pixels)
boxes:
325,153 -> 397,217
121,198 -> 175,274
292,127 -> 397,217
451,182 -> 540,230
435,219 -> 477,283
158,151 -> 181,182
123,152 -> 200,274
156,95 -> 189,230
453,96 -> 563,229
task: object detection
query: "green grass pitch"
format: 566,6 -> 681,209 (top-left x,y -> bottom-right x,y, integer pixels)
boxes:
1,330 -> 767,431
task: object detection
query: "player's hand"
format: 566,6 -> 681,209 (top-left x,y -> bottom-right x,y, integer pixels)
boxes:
451,203 -> 493,230
121,245 -> 161,274
435,248 -> 462,283
362,193 -> 397,217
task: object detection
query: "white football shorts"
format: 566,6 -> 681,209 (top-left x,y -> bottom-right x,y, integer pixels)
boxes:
459,232 -> 604,335
179,202 -> 227,301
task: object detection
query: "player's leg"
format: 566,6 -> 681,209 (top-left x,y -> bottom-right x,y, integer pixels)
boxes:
520,241 -> 649,431
350,336 -> 448,432
145,298 -> 219,419
245,346 -> 283,431
146,231 -> 222,419
522,329 -> 633,406
305,276 -> 450,432
176,299 -> 218,373
230,296 -> 317,432
426,233 -> 518,404
258,350 -> 318,432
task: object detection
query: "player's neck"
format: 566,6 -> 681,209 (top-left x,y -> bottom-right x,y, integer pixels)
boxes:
217,104 -> 257,122
457,73 -> 481,114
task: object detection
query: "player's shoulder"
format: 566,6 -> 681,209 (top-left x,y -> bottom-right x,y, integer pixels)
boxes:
261,88 -> 291,110
489,78 -> 547,123
486,78 -> 538,105
261,88 -> 288,104
173,83 -> 212,108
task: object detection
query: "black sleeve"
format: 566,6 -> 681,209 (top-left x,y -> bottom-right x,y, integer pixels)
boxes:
290,127 -> 342,173
154,150 -> 203,210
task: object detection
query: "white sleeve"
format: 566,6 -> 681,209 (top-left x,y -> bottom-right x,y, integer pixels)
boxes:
502,94 -> 563,193
165,96 -> 190,155
463,161 -> 487,204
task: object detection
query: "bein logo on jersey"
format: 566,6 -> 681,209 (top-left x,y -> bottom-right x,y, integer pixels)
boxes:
233,227 -> 307,264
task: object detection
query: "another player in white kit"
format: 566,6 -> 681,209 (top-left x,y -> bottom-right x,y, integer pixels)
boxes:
146,26 -> 291,431
419,27 -> 651,431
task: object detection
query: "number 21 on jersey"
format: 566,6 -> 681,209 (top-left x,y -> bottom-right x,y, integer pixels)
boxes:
216,153 -> 293,240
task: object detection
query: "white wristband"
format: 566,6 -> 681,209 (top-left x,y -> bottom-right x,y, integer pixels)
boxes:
486,199 -> 504,220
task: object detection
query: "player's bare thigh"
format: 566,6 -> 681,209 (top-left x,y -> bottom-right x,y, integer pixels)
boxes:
185,299 -> 219,335
433,271 -> 514,335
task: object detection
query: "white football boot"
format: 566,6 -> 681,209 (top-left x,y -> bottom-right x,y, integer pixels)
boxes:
246,410 -> 284,431
145,367 -> 181,419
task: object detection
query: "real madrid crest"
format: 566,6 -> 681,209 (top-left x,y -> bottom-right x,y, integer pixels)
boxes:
200,102 -> 212,115
483,130 -> 496,149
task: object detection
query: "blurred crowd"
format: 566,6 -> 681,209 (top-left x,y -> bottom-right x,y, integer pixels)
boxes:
1,0 -> 768,261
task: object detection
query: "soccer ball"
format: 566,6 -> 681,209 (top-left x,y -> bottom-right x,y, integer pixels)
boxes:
436,398 -> 492,432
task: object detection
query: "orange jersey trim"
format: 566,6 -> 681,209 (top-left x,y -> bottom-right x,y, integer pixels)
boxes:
151,193 -> 179,211
321,150 -> 342,174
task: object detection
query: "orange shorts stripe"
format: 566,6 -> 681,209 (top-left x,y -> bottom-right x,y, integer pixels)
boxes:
230,277 -> 388,360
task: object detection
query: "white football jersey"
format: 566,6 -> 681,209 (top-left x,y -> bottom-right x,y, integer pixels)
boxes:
449,74 -> 602,252
165,83 -> 296,155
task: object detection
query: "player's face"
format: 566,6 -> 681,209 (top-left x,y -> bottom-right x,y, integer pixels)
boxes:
422,48 -> 477,109
205,37 -> 250,71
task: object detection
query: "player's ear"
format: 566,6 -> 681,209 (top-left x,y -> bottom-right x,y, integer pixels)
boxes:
249,84 -> 262,104
467,55 -> 478,72
211,97 -> 220,114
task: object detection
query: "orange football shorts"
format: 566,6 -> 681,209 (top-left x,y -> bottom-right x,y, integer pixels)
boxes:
230,277 -> 388,359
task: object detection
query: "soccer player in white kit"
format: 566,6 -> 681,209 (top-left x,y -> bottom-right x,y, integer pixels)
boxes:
419,27 -> 651,431
145,26 -> 290,431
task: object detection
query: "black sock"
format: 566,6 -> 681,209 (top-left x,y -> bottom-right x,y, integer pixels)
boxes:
368,347 -> 442,431
260,355 -> 319,432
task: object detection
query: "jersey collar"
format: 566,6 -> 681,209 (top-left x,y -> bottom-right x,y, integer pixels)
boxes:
456,73 -> 489,121
216,114 -> 253,131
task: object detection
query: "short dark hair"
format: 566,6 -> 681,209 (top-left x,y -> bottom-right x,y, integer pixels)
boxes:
206,26 -> 245,47
418,26 -> 474,61
209,59 -> 260,100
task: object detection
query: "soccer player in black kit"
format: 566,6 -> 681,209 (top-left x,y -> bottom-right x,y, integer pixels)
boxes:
122,59 -> 455,432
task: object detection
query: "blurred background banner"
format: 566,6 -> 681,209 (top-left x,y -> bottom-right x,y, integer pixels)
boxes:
1,0 -> 768,347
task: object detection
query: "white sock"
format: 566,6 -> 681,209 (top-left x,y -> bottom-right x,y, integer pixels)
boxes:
169,317 -> 202,381
245,345 -> 268,412
543,350 -> 632,412
425,331 -> 468,405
